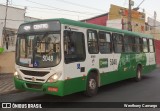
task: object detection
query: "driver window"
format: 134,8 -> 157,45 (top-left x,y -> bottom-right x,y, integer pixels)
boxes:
64,30 -> 86,63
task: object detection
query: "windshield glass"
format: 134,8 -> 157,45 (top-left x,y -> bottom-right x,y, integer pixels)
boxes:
16,33 -> 61,68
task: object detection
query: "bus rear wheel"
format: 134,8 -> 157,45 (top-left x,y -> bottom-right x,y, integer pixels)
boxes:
136,66 -> 142,81
84,73 -> 98,97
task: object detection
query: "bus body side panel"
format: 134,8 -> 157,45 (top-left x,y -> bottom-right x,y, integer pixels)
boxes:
100,53 -> 147,86
63,76 -> 86,95
100,53 -> 136,86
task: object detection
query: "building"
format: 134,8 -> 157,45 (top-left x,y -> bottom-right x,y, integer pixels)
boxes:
0,4 -> 25,73
145,17 -> 160,40
25,16 -> 41,23
107,4 -> 145,33
0,4 -> 40,73
81,13 -> 108,26
81,4 -> 146,33
0,4 -> 25,52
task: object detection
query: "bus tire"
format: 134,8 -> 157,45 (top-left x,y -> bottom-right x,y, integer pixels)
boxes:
84,73 -> 98,97
135,66 -> 142,81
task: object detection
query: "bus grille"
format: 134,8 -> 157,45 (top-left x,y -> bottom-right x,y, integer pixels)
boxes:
20,70 -> 49,77
26,83 -> 42,89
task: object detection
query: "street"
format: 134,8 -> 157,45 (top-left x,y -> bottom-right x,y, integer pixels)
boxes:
0,68 -> 160,103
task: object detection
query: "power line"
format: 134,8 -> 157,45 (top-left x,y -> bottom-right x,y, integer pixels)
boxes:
9,4 -> 102,20
0,18 -> 125,25
137,0 -> 145,8
52,0 -> 106,12
25,0 -> 103,15
0,18 -> 24,21
137,7 -> 160,22
26,10 -> 89,19
11,4 -> 102,15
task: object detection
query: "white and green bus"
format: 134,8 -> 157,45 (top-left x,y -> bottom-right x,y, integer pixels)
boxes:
14,18 -> 156,96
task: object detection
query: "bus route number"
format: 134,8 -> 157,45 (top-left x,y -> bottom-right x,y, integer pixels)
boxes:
110,59 -> 117,65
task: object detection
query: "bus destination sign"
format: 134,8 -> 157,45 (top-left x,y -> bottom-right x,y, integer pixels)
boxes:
18,21 -> 60,34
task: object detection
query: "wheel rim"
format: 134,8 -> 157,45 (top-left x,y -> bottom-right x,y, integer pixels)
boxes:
89,79 -> 96,90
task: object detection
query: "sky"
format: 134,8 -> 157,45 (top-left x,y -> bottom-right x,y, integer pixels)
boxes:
0,0 -> 160,21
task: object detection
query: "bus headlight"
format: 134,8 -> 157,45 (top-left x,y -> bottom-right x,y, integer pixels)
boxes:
14,71 -> 22,79
47,72 -> 62,83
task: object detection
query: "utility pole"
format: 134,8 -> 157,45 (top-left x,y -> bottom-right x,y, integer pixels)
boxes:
128,0 -> 132,31
154,11 -> 157,39
3,0 -> 9,49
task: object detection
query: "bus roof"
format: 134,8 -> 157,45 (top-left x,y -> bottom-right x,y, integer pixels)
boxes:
21,18 -> 153,39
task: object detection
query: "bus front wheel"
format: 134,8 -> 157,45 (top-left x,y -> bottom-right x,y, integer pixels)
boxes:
84,73 -> 98,97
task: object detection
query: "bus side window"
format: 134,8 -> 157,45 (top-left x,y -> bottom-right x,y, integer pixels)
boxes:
139,38 -> 143,52
134,37 -> 140,53
87,30 -> 99,54
99,31 -> 112,54
113,33 -> 123,53
124,35 -> 134,53
149,39 -> 154,52
143,38 -> 149,52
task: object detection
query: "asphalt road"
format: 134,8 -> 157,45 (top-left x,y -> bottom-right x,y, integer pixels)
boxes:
0,68 -> 160,110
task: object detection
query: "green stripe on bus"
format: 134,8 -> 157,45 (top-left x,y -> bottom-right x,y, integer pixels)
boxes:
14,76 -> 86,96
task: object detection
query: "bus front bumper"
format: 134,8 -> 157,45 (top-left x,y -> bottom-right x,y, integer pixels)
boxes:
14,77 -> 64,96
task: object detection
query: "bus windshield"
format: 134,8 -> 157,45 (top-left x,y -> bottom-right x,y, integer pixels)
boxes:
16,33 -> 61,68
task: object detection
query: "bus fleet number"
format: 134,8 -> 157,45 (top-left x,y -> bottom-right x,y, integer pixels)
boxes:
110,59 -> 117,65
42,55 -> 53,62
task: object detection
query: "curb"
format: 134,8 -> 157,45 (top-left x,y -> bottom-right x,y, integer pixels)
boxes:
0,90 -> 24,96
0,73 -> 13,76
0,73 -> 11,74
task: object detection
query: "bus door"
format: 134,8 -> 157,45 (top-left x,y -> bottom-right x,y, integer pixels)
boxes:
63,29 -> 86,89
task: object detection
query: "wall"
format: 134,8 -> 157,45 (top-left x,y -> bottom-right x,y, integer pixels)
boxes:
147,17 -> 160,40
0,4 -> 25,29
0,4 -> 25,52
107,19 -> 122,29
0,5 -> 42,73
0,52 -> 15,73
155,40 -> 160,67
84,14 -> 108,26
108,4 -> 145,32
0,23 -> 3,47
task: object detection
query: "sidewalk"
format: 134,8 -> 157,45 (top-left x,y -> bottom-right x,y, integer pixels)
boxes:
0,73 -> 22,95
